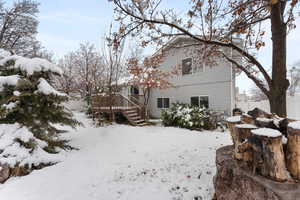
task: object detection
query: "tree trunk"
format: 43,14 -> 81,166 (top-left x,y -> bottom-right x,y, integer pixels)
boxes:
226,117 -> 242,146
241,114 -> 255,125
269,2 -> 289,117
235,125 -> 257,162
214,146 -> 300,200
249,133 -> 287,182
286,125 -> 300,180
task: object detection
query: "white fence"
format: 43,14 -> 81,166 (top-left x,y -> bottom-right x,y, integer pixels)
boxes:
64,99 -> 87,112
237,94 -> 300,120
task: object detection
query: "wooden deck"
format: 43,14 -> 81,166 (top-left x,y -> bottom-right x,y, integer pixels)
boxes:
91,94 -> 148,126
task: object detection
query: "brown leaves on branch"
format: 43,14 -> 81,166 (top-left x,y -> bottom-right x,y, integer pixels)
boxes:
255,41 -> 265,50
109,0 -> 299,102
127,54 -> 180,90
270,0 -> 279,5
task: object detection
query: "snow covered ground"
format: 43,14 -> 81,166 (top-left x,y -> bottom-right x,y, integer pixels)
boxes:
0,113 -> 231,200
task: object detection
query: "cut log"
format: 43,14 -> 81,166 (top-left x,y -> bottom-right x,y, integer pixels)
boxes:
241,114 -> 255,124
226,115 -> 242,146
255,117 -> 278,130
0,164 -> 10,183
214,146 -> 300,200
235,124 -> 257,161
249,128 -> 287,182
247,108 -> 272,119
278,118 -> 296,138
233,108 -> 243,116
286,121 -> 300,180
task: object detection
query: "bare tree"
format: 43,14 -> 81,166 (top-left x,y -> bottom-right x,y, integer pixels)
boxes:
29,42 -> 54,61
54,42 -> 106,100
251,65 -> 300,99
0,0 -> 42,56
101,28 -> 126,121
109,0 -> 300,117
55,52 -> 78,95
288,65 -> 300,96
250,83 -> 268,101
72,42 -> 105,100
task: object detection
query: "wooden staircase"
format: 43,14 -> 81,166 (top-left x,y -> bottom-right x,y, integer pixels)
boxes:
122,107 -> 148,126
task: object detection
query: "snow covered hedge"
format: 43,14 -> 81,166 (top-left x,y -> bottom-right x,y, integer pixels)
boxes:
0,50 -> 80,176
161,103 -> 226,131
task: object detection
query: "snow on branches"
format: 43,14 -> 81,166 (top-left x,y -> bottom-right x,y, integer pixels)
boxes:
0,55 -> 62,76
36,78 -> 66,96
0,51 -> 79,175
0,123 -> 63,169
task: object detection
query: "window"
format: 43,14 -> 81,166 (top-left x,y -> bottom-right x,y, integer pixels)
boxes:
157,98 -> 170,108
182,57 -> 204,75
191,96 -> 199,107
200,96 -> 209,108
182,58 -> 192,75
130,86 -> 139,95
190,96 -> 209,108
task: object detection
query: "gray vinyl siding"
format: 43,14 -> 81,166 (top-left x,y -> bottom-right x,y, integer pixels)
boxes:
148,43 -> 235,118
149,81 -> 232,118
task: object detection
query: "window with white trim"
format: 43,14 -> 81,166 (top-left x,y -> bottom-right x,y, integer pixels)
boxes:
157,98 -> 170,108
190,96 -> 209,108
182,58 -> 192,75
182,57 -> 204,75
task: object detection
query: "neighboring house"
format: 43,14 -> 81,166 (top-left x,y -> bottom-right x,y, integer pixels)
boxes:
146,36 -> 239,118
236,87 -> 249,102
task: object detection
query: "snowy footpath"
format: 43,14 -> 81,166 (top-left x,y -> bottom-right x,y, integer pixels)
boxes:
0,113 -> 231,200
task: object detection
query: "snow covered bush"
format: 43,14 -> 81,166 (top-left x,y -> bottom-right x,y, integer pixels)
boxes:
161,103 -> 226,131
0,52 -> 80,175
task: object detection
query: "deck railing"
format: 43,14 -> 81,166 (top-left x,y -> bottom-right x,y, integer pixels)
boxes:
91,93 -> 146,119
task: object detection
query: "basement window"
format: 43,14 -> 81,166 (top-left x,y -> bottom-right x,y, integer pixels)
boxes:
157,98 -> 170,108
190,96 -> 209,108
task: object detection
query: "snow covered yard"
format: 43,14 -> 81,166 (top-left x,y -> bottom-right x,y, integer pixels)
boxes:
0,113 -> 231,200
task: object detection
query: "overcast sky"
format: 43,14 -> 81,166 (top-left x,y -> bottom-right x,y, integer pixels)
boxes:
34,0 -> 300,92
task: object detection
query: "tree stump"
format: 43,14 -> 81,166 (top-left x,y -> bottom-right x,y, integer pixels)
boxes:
286,121 -> 300,180
255,117 -> 277,129
241,114 -> 255,124
248,108 -> 272,119
0,164 -> 10,183
250,128 -> 287,182
226,116 -> 242,146
278,118 -> 296,138
235,124 -> 257,161
214,146 -> 300,200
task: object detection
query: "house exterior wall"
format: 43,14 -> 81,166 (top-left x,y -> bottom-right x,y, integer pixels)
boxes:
148,42 -> 236,118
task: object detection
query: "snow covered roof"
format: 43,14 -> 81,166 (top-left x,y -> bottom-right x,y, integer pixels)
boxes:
251,128 -> 282,138
154,35 -> 243,56
0,55 -> 63,76
113,75 -> 134,86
